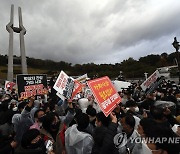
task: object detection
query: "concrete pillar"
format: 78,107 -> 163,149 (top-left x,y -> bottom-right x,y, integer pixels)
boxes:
6,5 -> 14,81
19,7 -> 27,74
6,5 -> 28,81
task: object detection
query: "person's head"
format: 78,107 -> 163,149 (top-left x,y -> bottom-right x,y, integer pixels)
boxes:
34,109 -> 45,123
150,107 -> 165,121
86,105 -> 96,122
147,93 -> 156,101
8,100 -> 18,112
76,113 -> 89,131
21,129 -> 44,149
95,112 -> 110,127
120,114 -> 135,135
42,112 -> 61,132
126,100 -> 139,113
137,118 -> 156,137
18,101 -> 27,112
138,118 -> 180,154
113,104 -> 121,115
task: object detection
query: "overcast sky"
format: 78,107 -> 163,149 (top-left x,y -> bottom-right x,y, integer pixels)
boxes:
0,0 -> 180,64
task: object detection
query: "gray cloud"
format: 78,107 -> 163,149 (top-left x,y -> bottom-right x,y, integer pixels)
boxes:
0,0 -> 180,64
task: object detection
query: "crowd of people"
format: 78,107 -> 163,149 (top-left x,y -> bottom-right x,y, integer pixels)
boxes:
0,78 -> 180,154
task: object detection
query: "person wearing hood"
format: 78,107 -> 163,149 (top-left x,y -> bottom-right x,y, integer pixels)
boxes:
78,97 -> 92,113
30,109 -> 45,130
30,99 -> 41,122
65,113 -> 94,154
12,97 -> 35,143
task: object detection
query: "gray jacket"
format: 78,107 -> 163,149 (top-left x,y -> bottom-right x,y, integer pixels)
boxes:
65,124 -> 94,154
12,106 -> 34,142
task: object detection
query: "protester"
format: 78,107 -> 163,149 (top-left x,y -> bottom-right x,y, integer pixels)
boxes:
65,113 -> 94,154
92,112 -> 118,154
0,75 -> 179,154
40,102 -> 75,154
15,129 -> 46,154
30,109 -> 45,130
12,97 -> 34,143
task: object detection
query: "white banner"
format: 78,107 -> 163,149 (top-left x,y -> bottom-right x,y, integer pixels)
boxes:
75,74 -> 88,83
53,71 -> 75,99
140,70 -> 161,91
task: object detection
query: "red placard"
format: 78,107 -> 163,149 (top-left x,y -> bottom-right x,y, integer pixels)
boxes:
87,76 -> 121,117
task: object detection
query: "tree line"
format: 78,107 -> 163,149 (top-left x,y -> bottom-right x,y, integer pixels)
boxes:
0,52 -> 179,79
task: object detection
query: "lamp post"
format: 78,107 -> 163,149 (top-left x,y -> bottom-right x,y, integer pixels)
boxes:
172,37 -> 180,84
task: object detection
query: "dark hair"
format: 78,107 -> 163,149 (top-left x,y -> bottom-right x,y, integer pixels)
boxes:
76,113 -> 89,131
124,114 -> 135,129
140,118 -> 180,153
125,100 -> 137,107
96,112 -> 110,127
42,112 -> 60,132
34,109 -> 44,119
18,102 -> 27,111
150,107 -> 164,120
139,118 -> 156,137
86,105 -> 96,117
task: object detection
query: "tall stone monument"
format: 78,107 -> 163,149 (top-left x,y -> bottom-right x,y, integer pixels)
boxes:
6,4 -> 28,81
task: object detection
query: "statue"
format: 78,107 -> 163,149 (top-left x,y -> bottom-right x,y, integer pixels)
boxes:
6,5 -> 28,81
172,37 -> 180,52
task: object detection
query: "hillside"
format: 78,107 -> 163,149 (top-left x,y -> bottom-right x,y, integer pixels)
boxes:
0,52 -> 179,81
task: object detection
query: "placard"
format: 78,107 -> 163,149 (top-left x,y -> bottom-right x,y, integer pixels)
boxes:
87,76 -> 121,117
16,74 -> 48,99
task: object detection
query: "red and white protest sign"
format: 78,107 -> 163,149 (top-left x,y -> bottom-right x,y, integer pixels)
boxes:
71,80 -> 83,100
5,80 -> 16,91
87,76 -> 121,117
140,70 -> 161,91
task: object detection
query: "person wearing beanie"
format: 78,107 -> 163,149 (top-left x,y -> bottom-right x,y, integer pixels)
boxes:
65,113 -> 94,154
15,129 -> 46,154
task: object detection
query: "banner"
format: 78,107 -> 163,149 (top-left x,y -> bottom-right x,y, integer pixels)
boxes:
71,80 -> 83,100
53,71 -> 75,99
75,74 -> 88,83
140,70 -> 161,92
87,76 -> 121,117
16,74 -> 48,99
